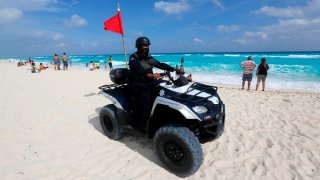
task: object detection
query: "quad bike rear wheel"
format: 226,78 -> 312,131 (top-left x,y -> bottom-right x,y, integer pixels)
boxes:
100,104 -> 124,140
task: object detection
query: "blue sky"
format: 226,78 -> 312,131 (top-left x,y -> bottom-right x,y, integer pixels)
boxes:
0,0 -> 320,57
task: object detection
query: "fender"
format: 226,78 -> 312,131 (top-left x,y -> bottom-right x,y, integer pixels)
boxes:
150,96 -> 201,121
100,91 -> 124,110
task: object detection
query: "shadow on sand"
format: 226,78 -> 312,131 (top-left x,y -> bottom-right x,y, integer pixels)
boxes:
88,107 -> 164,169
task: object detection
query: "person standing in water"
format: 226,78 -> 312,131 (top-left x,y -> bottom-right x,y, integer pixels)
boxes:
255,57 -> 270,91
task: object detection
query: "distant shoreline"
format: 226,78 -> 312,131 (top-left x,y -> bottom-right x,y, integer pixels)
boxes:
1,51 -> 320,59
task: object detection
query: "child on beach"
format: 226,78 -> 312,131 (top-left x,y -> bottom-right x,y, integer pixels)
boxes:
31,62 -> 39,73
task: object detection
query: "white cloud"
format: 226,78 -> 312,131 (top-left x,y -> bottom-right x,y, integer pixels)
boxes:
259,17 -> 320,40
234,38 -> 249,45
244,31 -> 268,40
0,0 -> 62,12
194,38 -> 205,44
71,0 -> 79,6
53,33 -> 63,41
255,6 -> 303,18
64,14 -> 87,28
250,0 -> 320,44
34,31 -> 45,37
217,25 -> 240,33
277,18 -> 320,27
0,8 -> 23,23
255,0 -> 320,18
212,0 -> 224,10
154,0 -> 190,15
58,42 -> 67,48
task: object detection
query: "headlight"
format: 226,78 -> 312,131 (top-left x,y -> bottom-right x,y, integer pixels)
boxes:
192,106 -> 208,114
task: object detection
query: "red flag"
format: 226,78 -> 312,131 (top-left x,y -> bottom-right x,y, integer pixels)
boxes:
104,7 -> 124,36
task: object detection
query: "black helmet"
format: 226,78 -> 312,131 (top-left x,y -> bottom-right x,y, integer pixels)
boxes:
135,37 -> 151,48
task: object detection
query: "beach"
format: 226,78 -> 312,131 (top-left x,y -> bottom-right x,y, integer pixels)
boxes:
0,62 -> 320,179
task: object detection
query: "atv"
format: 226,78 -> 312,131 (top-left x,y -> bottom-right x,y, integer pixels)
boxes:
98,66 -> 225,177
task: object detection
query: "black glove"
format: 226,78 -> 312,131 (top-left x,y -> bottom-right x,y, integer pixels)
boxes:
174,68 -> 181,74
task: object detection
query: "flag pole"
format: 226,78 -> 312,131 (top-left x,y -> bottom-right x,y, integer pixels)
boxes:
118,3 -> 128,69
122,35 -> 128,68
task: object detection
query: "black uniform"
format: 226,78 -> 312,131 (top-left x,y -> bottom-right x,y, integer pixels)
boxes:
128,52 -> 174,130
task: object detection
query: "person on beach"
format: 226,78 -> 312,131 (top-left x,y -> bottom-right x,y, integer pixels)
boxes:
128,37 -> 182,130
31,62 -> 38,73
108,56 -> 113,70
62,53 -> 68,70
96,62 -> 100,70
53,54 -> 59,70
255,57 -> 269,91
104,61 -> 108,70
38,63 -> 48,70
89,61 -> 94,71
57,55 -> 61,70
240,56 -> 256,90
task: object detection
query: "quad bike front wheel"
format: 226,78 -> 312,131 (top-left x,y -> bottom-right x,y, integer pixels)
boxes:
154,125 -> 203,177
100,104 -> 124,140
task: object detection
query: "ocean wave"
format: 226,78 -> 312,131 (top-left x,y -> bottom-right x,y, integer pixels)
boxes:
224,54 -> 240,57
267,54 -> 320,59
187,63 -> 240,72
112,61 -> 126,66
269,64 -> 315,73
69,58 -> 82,62
203,54 -> 216,57
33,56 -> 48,59
190,71 -> 320,92
69,55 -> 87,58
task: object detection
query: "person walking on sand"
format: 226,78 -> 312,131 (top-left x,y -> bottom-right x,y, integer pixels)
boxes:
240,56 -> 256,90
255,57 -> 269,91
108,56 -> 113,70
62,52 -> 68,70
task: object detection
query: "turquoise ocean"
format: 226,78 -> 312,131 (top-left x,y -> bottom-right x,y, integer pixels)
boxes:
2,52 -> 320,92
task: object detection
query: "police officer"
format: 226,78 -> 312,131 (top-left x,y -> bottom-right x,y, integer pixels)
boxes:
129,37 -> 181,130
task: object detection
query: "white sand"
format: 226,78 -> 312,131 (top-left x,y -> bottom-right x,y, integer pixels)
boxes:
0,63 -> 319,179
